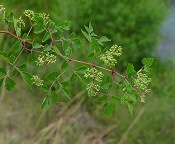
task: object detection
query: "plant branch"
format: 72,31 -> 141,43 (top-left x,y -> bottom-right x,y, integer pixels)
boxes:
0,30 -> 129,82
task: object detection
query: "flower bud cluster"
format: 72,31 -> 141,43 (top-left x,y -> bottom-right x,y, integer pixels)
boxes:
35,52 -> 57,66
45,52 -> 57,64
39,13 -> 49,24
24,10 -> 34,20
84,68 -> 104,82
32,75 -> 44,87
84,68 -> 104,96
100,45 -> 122,68
134,69 -> 152,102
87,82 -> 100,97
17,17 -> 25,27
0,5 -> 5,13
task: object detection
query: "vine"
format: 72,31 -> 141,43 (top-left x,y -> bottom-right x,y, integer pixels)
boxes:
0,6 -> 154,116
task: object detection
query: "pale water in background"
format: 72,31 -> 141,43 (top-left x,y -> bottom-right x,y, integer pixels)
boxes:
156,4 -> 175,61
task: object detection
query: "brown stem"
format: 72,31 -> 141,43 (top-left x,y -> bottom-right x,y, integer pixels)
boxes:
0,30 -> 129,82
0,30 -> 32,44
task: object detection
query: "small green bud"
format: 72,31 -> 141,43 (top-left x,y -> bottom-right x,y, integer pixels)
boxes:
0,5 -> 5,13
100,45 -> 122,68
84,68 -> 104,82
31,75 -> 44,87
35,55 -> 45,66
45,52 -> 57,64
110,45 -> 122,56
87,82 -> 100,96
17,17 -> 25,27
134,69 -> 152,102
24,10 -> 34,20
39,13 -> 49,24
35,52 -> 57,66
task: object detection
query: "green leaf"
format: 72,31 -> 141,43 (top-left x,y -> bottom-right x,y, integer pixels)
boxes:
13,69 -> 19,76
71,73 -> 78,83
127,103 -> 134,115
34,14 -> 44,26
22,33 -> 31,41
12,41 -> 22,52
112,96 -> 120,102
81,29 -> 91,42
88,52 -> 95,60
64,46 -> 72,58
28,53 -> 37,62
77,66 -> 87,74
120,96 -> 129,104
80,77 -> 91,84
103,103 -> 117,116
32,40 -> 41,49
61,61 -> 68,70
5,77 -> 16,91
142,58 -> 154,67
0,68 -> 6,75
13,16 -> 21,36
72,39 -> 81,49
34,27 -> 45,34
62,40 -> 69,51
119,79 -> 125,85
9,54 -> 16,63
88,22 -> 93,34
91,38 -> 99,50
61,82 -> 69,87
58,20 -> 71,31
42,32 -> 51,42
44,44 -> 52,51
0,52 -> 11,64
20,72 -> 33,87
41,96 -> 51,109
52,92 -> 60,103
46,71 -> 59,82
94,95 -> 108,103
52,46 -> 60,53
126,63 -> 136,77
128,94 -> 138,103
98,36 -> 111,45
0,78 -> 4,87
41,86 -> 50,92
62,88 -> 71,100
18,63 -> 27,71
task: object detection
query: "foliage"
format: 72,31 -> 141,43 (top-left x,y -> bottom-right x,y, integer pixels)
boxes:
0,6 -> 154,116
65,0 -> 167,67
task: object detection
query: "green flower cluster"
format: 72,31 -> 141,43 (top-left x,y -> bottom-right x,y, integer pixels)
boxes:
100,45 -> 122,68
134,69 -> 151,102
0,5 -> 5,13
17,17 -> 25,27
87,82 -> 100,97
24,10 -> 34,20
39,13 -> 49,24
32,75 -> 44,87
35,52 -> 57,66
84,68 -> 104,82
84,68 -> 104,96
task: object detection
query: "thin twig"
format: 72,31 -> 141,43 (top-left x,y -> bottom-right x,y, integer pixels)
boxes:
0,30 -> 129,82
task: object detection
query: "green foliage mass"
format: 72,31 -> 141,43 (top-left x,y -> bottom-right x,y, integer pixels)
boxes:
65,0 -> 167,67
0,6 -> 154,116
1,0 -> 167,68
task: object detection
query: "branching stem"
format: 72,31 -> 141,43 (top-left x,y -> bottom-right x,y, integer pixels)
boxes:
0,30 -> 129,83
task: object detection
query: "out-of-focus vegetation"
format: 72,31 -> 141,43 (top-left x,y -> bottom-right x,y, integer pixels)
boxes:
1,0 -> 175,144
2,0 -> 168,67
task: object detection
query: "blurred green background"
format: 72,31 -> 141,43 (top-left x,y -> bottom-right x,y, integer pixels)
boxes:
0,0 -> 175,144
